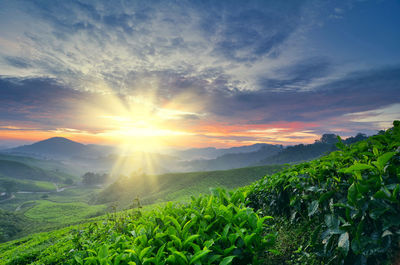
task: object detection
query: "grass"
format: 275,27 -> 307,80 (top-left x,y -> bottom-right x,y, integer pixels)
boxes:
23,200 -> 107,224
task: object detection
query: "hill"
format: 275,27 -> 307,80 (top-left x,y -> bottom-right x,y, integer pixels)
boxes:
173,143 -> 279,160
0,123 -> 398,264
182,133 -> 367,172
0,153 -> 80,176
181,145 -> 283,171
95,164 -> 284,207
0,160 -> 59,182
4,137 -> 114,160
248,121 -> 400,264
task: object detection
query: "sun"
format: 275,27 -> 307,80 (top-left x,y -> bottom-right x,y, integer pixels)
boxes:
66,82 -> 202,177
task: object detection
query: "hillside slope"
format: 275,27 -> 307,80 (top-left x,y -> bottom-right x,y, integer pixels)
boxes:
248,121 -> 400,264
0,160 -> 59,182
0,122 -> 398,265
182,145 -> 282,171
96,164 -> 284,207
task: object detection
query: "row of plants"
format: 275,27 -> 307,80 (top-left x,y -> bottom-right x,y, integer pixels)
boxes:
247,121 -> 400,264
2,121 -> 399,264
69,188 -> 275,265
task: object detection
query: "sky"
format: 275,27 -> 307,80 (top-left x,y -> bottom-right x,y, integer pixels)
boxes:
0,0 -> 399,149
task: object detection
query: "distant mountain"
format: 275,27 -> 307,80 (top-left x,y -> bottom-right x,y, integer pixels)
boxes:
173,143 -> 277,160
3,137 -> 114,160
256,133 -> 368,166
181,144 -> 283,171
180,133 -> 369,171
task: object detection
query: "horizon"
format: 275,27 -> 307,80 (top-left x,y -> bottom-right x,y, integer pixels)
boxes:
0,130 -> 372,151
1,0 -> 399,150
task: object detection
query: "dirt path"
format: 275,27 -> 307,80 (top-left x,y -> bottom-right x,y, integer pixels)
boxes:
0,193 -> 15,202
13,184 -> 78,211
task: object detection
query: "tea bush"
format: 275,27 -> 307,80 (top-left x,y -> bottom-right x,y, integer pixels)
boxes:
71,188 -> 275,265
248,121 -> 400,264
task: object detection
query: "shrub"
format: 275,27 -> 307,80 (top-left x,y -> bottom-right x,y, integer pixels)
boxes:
248,121 -> 400,264
71,188 -> 275,265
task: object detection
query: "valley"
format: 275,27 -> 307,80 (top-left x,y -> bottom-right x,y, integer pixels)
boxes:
0,125 -> 397,265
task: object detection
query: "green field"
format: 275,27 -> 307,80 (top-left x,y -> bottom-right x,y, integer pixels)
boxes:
0,165 -> 282,242
96,164 -> 284,207
1,122 -> 399,264
0,177 -> 56,193
24,200 -> 106,224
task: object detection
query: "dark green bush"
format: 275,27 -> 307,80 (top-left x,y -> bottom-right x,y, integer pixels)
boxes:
71,188 -> 275,265
248,121 -> 400,264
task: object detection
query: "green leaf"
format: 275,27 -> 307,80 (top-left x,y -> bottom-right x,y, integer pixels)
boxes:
139,246 -> 152,261
223,245 -> 236,255
325,214 -> 341,233
374,189 -> 391,200
244,233 -> 256,246
189,249 -> 211,264
172,250 -> 188,263
377,152 -> 395,169
308,200 -> 319,217
319,190 -> 335,203
382,230 -> 393,238
74,255 -> 83,265
340,163 -> 374,174
166,216 -> 181,231
222,224 -> 231,238
98,245 -> 108,259
183,234 -> 200,248
347,183 -> 358,205
219,256 -> 235,265
170,235 -> 182,249
373,147 -> 379,157
338,232 -> 349,255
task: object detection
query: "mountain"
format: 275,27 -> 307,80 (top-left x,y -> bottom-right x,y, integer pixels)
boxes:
181,144 -> 283,171
256,133 -> 368,166
173,143 -> 277,160
181,133 -> 369,172
3,137 -> 114,160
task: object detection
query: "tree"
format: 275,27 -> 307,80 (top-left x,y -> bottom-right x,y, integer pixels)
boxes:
1,180 -> 16,196
320,134 -> 338,145
82,172 -> 108,185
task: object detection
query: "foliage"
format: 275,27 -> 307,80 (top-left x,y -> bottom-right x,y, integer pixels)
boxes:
0,159 -> 62,182
0,177 -> 56,193
82,172 -> 109,186
71,188 -> 275,265
0,179 -> 16,195
0,209 -> 26,242
0,226 -> 75,264
248,120 -> 400,264
24,200 -> 107,224
96,165 -> 284,207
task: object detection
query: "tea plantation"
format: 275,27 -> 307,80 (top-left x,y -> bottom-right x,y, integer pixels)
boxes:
0,121 -> 399,264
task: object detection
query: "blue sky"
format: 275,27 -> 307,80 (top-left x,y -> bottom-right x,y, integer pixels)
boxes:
0,0 -> 399,147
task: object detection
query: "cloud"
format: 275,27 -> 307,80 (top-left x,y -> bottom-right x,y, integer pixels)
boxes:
3,56 -> 32,68
205,65 -> 400,127
0,0 -> 399,146
0,0 -> 311,93
258,57 -> 333,91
